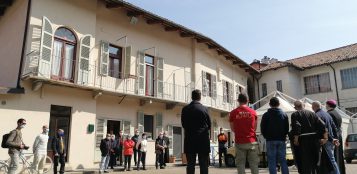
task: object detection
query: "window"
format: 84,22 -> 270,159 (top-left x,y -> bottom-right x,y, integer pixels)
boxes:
205,73 -> 212,96
276,80 -> 283,92
262,83 -> 267,97
236,85 -> 243,100
145,55 -> 155,96
52,27 -> 77,81
109,45 -> 122,78
304,73 -> 331,94
144,115 -> 154,139
346,107 -> 357,116
202,71 -> 216,97
341,67 -> 357,89
223,81 -> 233,103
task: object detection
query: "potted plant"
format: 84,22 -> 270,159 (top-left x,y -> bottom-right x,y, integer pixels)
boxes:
169,155 -> 176,163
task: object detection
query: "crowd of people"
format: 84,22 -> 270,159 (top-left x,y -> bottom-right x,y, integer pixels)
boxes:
182,89 -> 346,174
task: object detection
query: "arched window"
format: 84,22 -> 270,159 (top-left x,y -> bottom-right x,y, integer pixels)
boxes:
51,27 -> 77,81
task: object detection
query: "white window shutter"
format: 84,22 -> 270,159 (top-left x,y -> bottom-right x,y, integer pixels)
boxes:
38,16 -> 54,78
137,111 -> 144,133
124,46 -> 132,78
211,75 -> 217,99
156,57 -> 164,98
137,51 -> 145,95
202,71 -> 207,96
223,80 -> 227,103
100,41 -> 109,76
167,125 -> 173,149
77,35 -> 91,85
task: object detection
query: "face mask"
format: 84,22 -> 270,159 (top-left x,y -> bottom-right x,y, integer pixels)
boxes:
135,133 -> 139,136
20,125 -> 26,129
58,132 -> 64,137
142,136 -> 147,139
159,135 -> 163,139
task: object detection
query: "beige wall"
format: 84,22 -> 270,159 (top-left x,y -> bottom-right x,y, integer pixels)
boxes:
0,0 -> 28,88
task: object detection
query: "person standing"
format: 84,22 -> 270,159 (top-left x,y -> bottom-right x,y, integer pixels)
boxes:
229,93 -> 259,174
123,135 -> 135,171
6,118 -> 29,174
109,134 -> 117,169
136,133 -> 148,171
99,134 -> 112,173
261,97 -> 289,174
163,131 -> 170,166
131,129 -> 140,166
32,125 -> 49,173
181,89 -> 211,174
326,100 -> 346,174
52,129 -> 66,174
116,130 -> 124,166
312,101 -> 340,174
155,132 -> 166,169
217,127 -> 228,168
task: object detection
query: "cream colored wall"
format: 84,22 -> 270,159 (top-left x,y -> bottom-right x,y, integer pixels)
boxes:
259,67 -> 291,98
0,0 -> 28,88
0,81 -> 96,169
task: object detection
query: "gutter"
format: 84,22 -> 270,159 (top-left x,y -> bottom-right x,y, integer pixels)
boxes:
328,64 -> 340,106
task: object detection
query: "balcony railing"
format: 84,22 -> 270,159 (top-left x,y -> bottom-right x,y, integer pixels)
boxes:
22,53 -> 236,112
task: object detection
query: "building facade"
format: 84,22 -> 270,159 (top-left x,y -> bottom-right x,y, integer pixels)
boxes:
0,0 -> 256,169
253,44 -> 357,116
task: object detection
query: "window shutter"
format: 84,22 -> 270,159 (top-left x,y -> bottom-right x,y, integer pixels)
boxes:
123,120 -> 131,135
223,80 -> 227,103
156,112 -> 163,138
156,57 -> 164,98
124,46 -> 132,78
167,125 -> 173,149
229,82 -> 234,104
137,51 -> 145,95
38,16 -> 54,78
137,111 -> 144,133
95,119 -> 106,148
100,41 -> 109,76
202,71 -> 208,96
211,75 -> 217,99
77,35 -> 91,85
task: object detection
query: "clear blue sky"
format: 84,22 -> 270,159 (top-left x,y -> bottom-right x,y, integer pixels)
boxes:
126,0 -> 357,63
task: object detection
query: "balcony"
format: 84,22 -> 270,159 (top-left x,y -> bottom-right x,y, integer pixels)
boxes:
22,53 -> 236,112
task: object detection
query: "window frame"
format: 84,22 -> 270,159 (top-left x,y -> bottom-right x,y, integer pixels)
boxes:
340,67 -> 357,89
262,83 -> 267,97
276,80 -> 283,92
304,72 -> 331,95
144,54 -> 155,96
108,44 -> 123,79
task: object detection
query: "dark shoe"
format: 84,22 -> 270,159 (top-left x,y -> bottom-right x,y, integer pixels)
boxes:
160,166 -> 165,169
104,170 -> 110,173
143,168 -> 147,170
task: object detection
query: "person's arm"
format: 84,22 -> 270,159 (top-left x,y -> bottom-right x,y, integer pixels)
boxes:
181,108 -> 186,129
52,137 -> 58,155
6,130 -> 20,148
291,113 -> 301,146
284,114 -> 289,136
32,135 -> 40,153
254,112 -> 258,131
260,113 -> 267,138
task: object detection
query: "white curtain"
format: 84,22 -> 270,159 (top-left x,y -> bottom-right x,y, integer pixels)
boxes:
52,41 -> 62,76
64,45 -> 74,80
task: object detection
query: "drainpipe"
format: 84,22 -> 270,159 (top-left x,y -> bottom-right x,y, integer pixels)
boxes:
328,64 -> 340,106
12,0 -> 31,94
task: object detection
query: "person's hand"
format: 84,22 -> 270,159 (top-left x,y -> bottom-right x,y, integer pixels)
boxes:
293,137 -> 299,146
333,139 -> 340,146
55,153 -> 59,156
320,139 -> 328,145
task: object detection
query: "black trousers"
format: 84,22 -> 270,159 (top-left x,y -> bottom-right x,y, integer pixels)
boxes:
218,148 -> 227,167
137,151 -> 146,169
109,153 -> 116,168
54,154 -> 65,174
186,152 -> 209,174
133,149 -> 138,165
164,148 -> 169,164
156,151 -> 165,168
116,148 -> 123,165
124,155 -> 132,169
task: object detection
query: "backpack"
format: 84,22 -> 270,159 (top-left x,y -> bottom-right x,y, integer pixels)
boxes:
1,133 -> 10,148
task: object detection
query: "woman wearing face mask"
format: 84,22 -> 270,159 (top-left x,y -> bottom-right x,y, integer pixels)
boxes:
123,135 -> 135,171
32,125 -> 49,173
136,133 -> 148,171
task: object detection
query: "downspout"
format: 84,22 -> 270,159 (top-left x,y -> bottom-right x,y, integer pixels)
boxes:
12,0 -> 31,94
328,64 -> 340,106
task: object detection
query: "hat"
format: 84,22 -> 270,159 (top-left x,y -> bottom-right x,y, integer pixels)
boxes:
326,99 -> 337,107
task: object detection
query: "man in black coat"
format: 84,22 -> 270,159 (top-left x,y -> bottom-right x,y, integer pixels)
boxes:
99,134 -> 112,173
181,89 -> 211,174
52,129 -> 66,174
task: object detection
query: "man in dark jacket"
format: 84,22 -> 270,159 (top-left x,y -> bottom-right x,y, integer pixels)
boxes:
131,129 -> 140,166
155,132 -> 166,169
326,99 -> 346,174
261,97 -> 289,174
52,129 -> 66,174
217,127 -> 228,167
163,131 -> 170,166
99,134 -> 112,173
182,89 -> 211,174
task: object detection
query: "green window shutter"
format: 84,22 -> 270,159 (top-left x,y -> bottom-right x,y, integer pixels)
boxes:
137,111 -> 144,133
124,46 -> 132,78
156,57 -> 164,98
212,75 -> 217,99
202,71 -> 208,96
38,16 -> 54,78
77,35 -> 91,85
95,119 -> 106,148
100,41 -> 109,76
137,51 -> 145,95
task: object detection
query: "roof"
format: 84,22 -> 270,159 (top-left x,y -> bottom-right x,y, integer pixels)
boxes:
260,43 -> 357,72
104,0 -> 258,74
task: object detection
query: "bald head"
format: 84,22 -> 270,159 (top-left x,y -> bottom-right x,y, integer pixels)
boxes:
294,100 -> 304,110
312,101 -> 322,112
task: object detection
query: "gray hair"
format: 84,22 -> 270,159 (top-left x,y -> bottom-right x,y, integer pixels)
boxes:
312,101 -> 322,109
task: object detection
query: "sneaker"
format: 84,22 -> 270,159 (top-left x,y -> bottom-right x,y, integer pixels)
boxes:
104,170 -> 110,173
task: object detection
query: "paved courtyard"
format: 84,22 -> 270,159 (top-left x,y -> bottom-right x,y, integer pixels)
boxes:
68,161 -> 357,174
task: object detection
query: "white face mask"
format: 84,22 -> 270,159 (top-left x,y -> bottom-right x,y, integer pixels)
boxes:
20,125 -> 26,129
142,136 -> 147,139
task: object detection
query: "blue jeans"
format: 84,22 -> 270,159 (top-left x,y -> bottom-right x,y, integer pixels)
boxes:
100,155 -> 110,172
266,141 -> 289,174
324,141 -> 340,174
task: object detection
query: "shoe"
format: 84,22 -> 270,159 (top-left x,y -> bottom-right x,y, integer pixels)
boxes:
143,168 -> 147,170
128,169 -> 131,171
104,170 -> 109,173
160,166 -> 165,169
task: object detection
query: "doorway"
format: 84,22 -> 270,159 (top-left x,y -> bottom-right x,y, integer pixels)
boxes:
107,120 -> 121,136
173,126 -> 182,159
144,115 -> 154,139
48,105 -> 71,161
